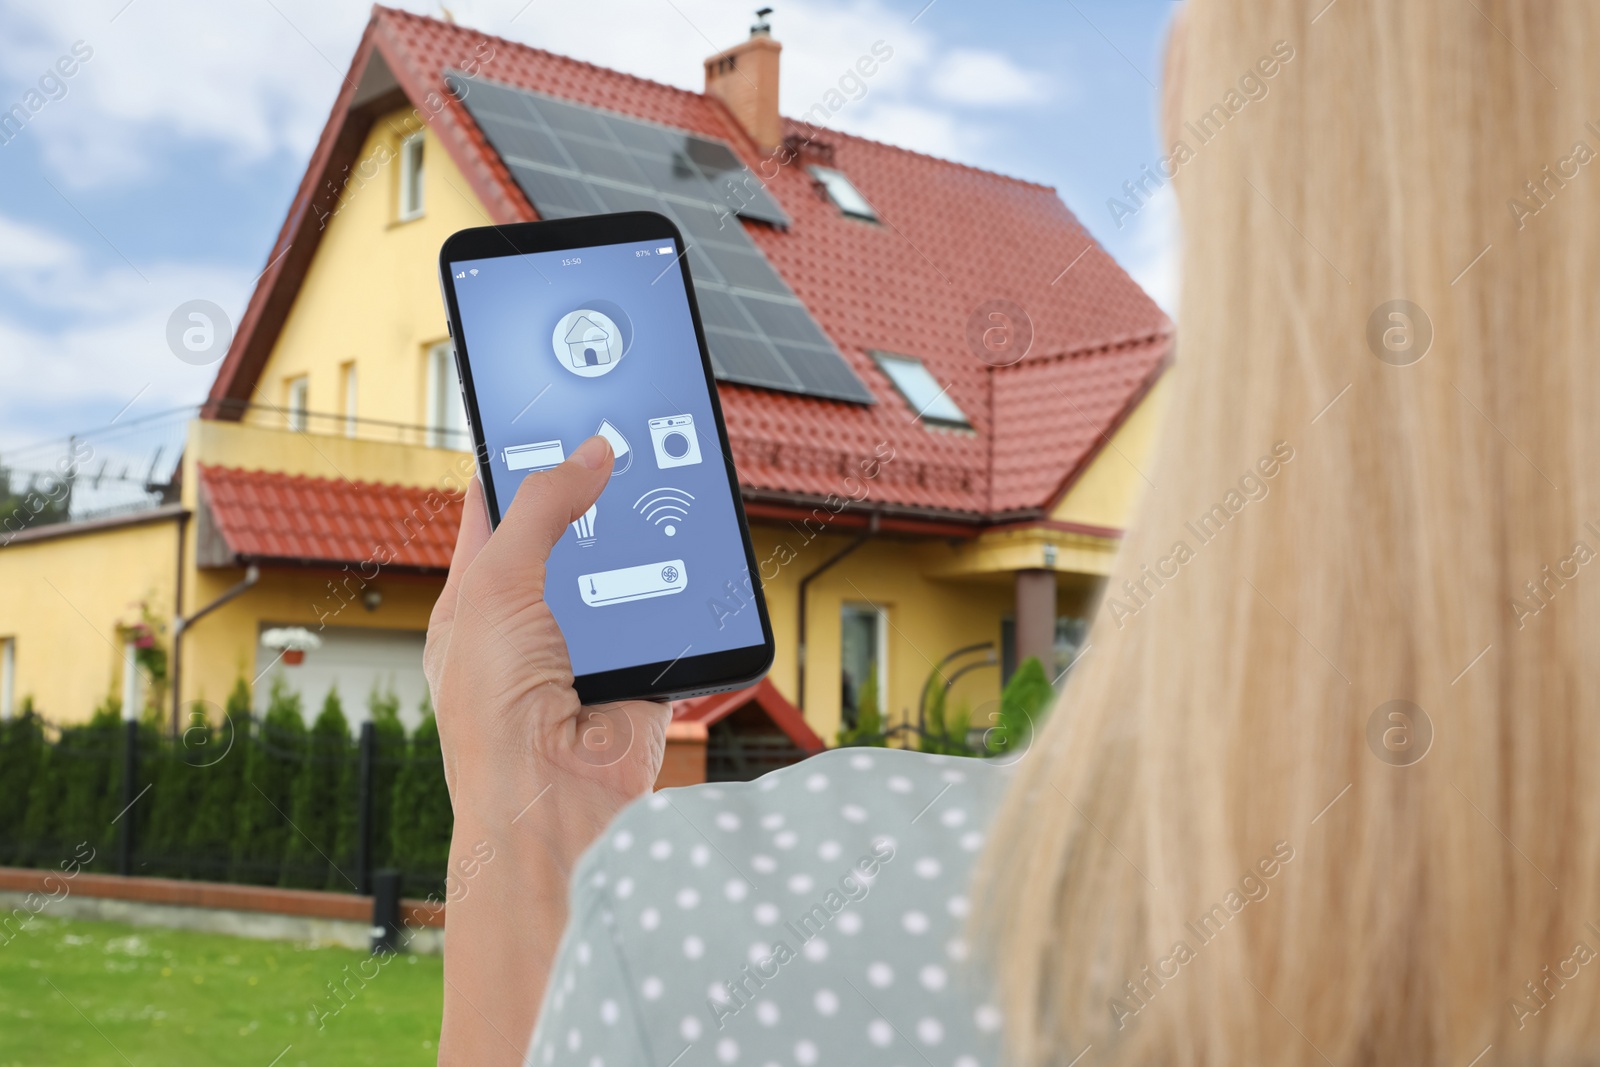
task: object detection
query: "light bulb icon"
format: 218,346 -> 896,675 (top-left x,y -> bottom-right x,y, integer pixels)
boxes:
571,503 -> 598,547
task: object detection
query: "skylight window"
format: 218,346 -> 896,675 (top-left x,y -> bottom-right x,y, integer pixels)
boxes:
873,352 -> 968,427
809,165 -> 878,221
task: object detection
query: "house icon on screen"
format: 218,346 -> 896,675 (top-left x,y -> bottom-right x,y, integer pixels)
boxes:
564,315 -> 615,368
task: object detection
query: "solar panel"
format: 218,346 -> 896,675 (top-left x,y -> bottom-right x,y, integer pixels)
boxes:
452,72 -> 875,406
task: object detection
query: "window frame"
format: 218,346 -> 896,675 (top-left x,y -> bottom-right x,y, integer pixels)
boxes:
340,360 -> 358,438
839,601 -> 889,729
398,131 -> 426,222
870,351 -> 969,427
808,165 -> 879,221
285,375 -> 309,433
425,340 -> 468,449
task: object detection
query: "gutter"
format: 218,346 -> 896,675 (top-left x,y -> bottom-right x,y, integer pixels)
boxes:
795,511 -> 879,711
169,563 -> 260,733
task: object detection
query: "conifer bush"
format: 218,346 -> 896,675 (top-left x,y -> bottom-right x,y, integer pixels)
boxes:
280,687 -> 353,890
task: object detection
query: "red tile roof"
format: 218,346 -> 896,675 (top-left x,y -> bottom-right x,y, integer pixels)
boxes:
673,677 -> 826,753
206,6 -> 1170,524
198,464 -> 462,571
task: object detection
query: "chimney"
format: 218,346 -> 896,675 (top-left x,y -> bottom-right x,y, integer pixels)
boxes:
704,8 -> 782,151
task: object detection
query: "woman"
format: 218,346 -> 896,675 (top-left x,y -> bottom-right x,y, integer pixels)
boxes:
430,1 -> 1600,1063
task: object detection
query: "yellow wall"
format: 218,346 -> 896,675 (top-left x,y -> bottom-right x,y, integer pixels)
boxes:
246,107 -> 492,432
1051,370 -> 1170,528
0,517 -> 180,721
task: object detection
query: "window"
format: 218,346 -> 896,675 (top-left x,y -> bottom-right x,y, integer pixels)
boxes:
872,352 -> 969,427
840,603 -> 887,730
426,341 -> 469,449
398,132 -> 425,221
340,361 -> 358,438
1,637 -> 13,720
285,376 -> 309,432
809,165 -> 878,221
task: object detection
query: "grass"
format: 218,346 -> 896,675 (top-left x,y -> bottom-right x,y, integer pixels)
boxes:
0,914 -> 443,1066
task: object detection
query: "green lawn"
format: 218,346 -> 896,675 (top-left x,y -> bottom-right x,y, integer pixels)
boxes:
0,914 -> 443,1066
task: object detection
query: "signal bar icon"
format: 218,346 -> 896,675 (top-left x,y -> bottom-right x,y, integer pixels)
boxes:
633,486 -> 694,537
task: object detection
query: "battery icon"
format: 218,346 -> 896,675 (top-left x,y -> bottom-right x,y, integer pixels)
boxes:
656,246 -> 674,255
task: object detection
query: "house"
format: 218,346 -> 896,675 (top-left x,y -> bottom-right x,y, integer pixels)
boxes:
0,6 -> 1171,771
563,315 -> 616,369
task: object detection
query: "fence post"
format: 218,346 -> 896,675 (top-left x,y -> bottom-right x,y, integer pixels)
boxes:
356,721 -> 375,895
117,718 -> 137,877
370,869 -> 401,954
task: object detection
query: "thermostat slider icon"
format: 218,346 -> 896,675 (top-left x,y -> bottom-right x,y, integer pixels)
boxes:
503,440 -> 565,471
579,560 -> 688,607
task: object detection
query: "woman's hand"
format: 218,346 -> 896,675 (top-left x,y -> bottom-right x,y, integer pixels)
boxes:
425,436 -> 672,1065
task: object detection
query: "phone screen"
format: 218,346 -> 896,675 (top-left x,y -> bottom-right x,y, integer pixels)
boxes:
446,236 -> 766,680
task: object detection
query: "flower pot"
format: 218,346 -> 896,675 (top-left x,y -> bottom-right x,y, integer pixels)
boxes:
282,649 -> 305,666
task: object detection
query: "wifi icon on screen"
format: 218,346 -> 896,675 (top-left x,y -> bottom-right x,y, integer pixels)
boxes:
633,486 -> 695,537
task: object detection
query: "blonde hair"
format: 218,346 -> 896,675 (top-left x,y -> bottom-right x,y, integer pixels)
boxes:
975,1 -> 1600,1064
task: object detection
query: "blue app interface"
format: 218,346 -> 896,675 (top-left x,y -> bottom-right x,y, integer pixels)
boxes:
450,237 -> 763,677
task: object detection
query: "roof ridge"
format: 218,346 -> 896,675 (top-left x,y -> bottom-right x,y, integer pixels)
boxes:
782,116 -> 1058,193
1012,327 -> 1174,368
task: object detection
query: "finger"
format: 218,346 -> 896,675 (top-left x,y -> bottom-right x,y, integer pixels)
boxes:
429,477 -> 490,639
485,436 -> 613,568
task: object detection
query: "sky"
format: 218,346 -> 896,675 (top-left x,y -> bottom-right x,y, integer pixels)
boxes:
0,0 -> 1180,456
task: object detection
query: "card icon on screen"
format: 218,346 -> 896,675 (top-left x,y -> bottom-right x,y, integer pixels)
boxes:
578,560 -> 688,607
503,439 -> 565,471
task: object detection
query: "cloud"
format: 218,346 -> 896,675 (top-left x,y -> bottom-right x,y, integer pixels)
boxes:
1124,183 -> 1179,317
929,48 -> 1051,106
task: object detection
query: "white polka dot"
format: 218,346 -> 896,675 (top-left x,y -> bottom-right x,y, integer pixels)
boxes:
805,773 -> 829,792
751,854 -> 777,873
709,981 -> 729,1003
748,942 -> 771,964
648,792 -> 670,810
919,964 -> 947,990
947,895 -> 969,917
725,879 -> 749,902
955,1058 -> 980,1067
916,1018 -> 944,1045
794,1040 -> 818,1065
974,1004 -> 1002,1032
567,1028 -> 582,1051
703,787 -> 725,799
902,910 -> 929,934
640,908 -> 660,931
915,857 -> 941,879
756,1000 -> 780,1026
690,844 -> 710,867
842,804 -> 867,823
814,988 -> 839,1016
942,768 -> 967,783
716,1037 -> 738,1063
684,935 -> 705,959
850,753 -> 874,770
836,912 -> 863,935
887,776 -> 912,793
773,830 -> 797,849
960,831 -> 983,851
867,1019 -> 894,1047
757,776 -> 780,792
939,808 -> 967,828
612,830 -> 633,851
543,1041 -> 554,1063
761,812 -> 785,830
564,970 -> 576,993
788,874 -> 814,894
946,938 -> 969,961
591,1058 -> 605,1067
576,941 -> 592,965
867,961 -> 894,987
641,976 -> 663,1000
754,902 -> 780,925
599,1000 -> 619,1025
817,840 -> 841,861
590,870 -> 607,888
650,839 -> 672,860
716,812 -> 741,831
615,877 -> 634,899
677,887 -> 700,909
681,1016 -> 702,1041
802,937 -> 828,961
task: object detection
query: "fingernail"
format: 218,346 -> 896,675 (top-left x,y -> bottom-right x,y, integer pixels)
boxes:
572,435 -> 612,470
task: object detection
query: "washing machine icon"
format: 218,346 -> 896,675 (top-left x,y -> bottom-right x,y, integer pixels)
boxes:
648,414 -> 703,469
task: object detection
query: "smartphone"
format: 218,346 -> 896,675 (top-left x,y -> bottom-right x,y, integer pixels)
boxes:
438,212 -> 774,705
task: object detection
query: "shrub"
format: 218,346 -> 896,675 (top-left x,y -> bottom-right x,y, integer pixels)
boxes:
0,702 -> 45,865
280,687 -> 353,890
837,669 -> 887,747
390,704 -> 452,897
230,678 -> 305,885
988,656 -> 1055,758
183,678 -> 251,881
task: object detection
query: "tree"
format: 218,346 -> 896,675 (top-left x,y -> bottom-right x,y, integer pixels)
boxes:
49,699 -> 122,872
836,668 -> 887,747
281,687 -> 353,890
390,702 -> 452,897
184,678 -> 251,881
231,678 -> 306,885
334,684 -> 408,878
0,701 -> 45,865
988,656 -> 1055,759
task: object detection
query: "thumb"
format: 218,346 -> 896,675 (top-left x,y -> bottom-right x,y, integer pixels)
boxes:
487,435 -> 613,566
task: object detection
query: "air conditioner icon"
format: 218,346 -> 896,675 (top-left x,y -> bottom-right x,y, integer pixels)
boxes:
563,314 -> 614,368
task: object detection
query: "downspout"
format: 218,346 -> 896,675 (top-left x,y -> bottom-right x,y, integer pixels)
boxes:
169,511 -> 188,735
170,561 -> 260,734
796,512 -> 879,711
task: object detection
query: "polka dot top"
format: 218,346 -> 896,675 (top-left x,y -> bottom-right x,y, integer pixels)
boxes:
524,746 -> 1015,1066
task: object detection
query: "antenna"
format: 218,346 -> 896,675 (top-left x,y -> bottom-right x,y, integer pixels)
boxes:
753,6 -> 773,34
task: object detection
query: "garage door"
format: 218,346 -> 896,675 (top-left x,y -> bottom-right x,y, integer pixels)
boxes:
253,624 -> 430,729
